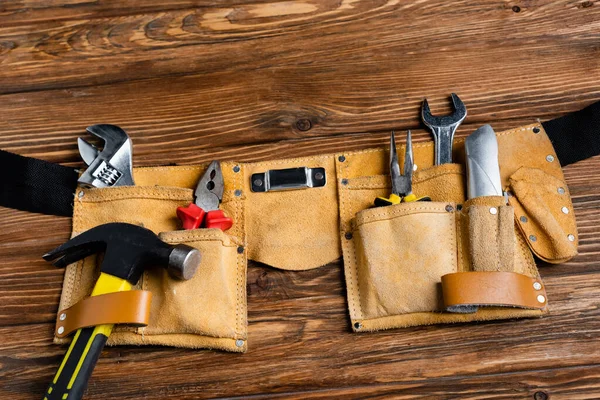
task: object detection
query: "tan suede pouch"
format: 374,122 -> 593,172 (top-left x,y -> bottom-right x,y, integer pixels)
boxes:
339,124 -> 575,332
57,123 -> 577,345
58,164 -> 248,352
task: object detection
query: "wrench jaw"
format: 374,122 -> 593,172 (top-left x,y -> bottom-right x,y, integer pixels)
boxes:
77,124 -> 135,188
421,93 -> 468,165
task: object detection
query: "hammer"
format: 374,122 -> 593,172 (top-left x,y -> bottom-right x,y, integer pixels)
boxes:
42,223 -> 201,400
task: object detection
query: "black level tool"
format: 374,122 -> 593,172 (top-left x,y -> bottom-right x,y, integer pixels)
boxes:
43,223 -> 201,400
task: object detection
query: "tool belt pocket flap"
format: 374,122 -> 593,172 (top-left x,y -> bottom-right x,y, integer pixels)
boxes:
508,167 -> 578,263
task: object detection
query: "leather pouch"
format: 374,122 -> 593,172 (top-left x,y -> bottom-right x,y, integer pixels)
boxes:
57,165 -> 248,352
56,123 -> 577,345
339,124 -> 575,332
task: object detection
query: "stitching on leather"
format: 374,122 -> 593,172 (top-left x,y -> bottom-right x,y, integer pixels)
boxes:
448,207 -> 457,273
136,166 -> 203,172
247,155 -> 330,167
163,232 -> 235,245
80,189 -> 191,202
358,205 -> 447,225
236,164 -> 243,337
457,211 -> 463,272
347,168 -> 464,190
494,210 -> 500,271
338,157 -> 362,320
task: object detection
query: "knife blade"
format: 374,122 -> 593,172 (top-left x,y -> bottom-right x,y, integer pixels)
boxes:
465,124 -> 503,199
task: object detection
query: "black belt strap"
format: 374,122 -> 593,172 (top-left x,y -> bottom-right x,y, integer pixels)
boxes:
542,100 -> 600,167
1,100 -> 599,217
0,150 -> 78,216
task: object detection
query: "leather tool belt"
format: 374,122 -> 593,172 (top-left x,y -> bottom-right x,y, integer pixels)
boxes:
2,100 -> 598,352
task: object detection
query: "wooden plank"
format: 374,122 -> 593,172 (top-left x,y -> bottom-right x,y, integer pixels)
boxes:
0,1 -> 599,94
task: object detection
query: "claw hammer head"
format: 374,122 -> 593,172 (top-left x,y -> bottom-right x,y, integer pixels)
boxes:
43,223 -> 201,283
77,124 -> 135,188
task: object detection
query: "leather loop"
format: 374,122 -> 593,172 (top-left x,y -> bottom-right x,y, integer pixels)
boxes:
441,272 -> 547,312
55,290 -> 152,338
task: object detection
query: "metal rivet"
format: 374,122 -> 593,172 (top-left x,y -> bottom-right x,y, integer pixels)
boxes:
557,187 -> 565,194
235,339 -> 244,347
533,127 -> 540,134
253,178 -> 263,187
413,164 -> 418,171
537,295 -> 546,304
234,189 -> 242,197
341,178 -> 349,185
546,155 -> 555,162
529,235 -> 537,242
561,206 -> 569,214
233,165 -> 240,173
59,313 -> 67,321
57,326 -> 65,335
489,207 -> 498,215
533,282 -> 542,290
520,216 -> 528,223
78,191 -> 84,198
567,234 -> 575,242
345,232 -> 353,240
338,155 -> 346,162
237,246 -> 244,254
315,172 -> 324,180
445,205 -> 454,212
354,322 -> 362,330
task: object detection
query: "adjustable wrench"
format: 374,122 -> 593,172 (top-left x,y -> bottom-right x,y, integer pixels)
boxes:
421,93 -> 467,165
77,124 -> 135,187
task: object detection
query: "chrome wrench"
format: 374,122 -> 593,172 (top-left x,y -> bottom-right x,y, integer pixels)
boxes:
421,93 -> 467,165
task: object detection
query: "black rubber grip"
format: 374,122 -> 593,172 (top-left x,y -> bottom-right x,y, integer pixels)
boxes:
45,327 -> 108,400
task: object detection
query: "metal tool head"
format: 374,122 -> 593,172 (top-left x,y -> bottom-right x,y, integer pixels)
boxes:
77,124 -> 135,188
43,223 -> 201,283
389,130 -> 413,197
421,93 -> 468,165
194,160 -> 224,211
421,93 -> 467,128
465,124 -> 503,198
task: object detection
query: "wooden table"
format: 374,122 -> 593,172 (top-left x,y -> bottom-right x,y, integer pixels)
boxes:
1,1 -> 599,399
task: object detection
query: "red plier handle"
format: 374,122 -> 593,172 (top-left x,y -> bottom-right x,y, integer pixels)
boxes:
177,203 -> 233,231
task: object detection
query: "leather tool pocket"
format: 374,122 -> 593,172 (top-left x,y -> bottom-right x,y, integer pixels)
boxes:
352,202 -> 457,320
442,196 -> 547,314
341,162 -> 548,333
58,183 -> 247,352
148,228 -> 247,352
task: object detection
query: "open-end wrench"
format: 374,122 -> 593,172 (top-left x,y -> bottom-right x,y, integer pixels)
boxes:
421,93 -> 467,165
77,124 -> 135,187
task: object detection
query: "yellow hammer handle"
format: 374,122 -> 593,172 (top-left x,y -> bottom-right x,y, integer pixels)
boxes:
44,273 -> 131,400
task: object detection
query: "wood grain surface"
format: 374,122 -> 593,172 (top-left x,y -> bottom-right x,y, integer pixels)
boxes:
1,0 -> 600,399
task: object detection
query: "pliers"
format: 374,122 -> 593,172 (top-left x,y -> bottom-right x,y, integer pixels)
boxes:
177,160 -> 233,231
375,130 -> 430,206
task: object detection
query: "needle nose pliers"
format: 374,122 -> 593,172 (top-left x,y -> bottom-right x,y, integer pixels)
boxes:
375,130 -> 431,207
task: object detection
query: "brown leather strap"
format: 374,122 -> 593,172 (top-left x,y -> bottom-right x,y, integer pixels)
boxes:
55,290 -> 152,338
441,272 -> 547,312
